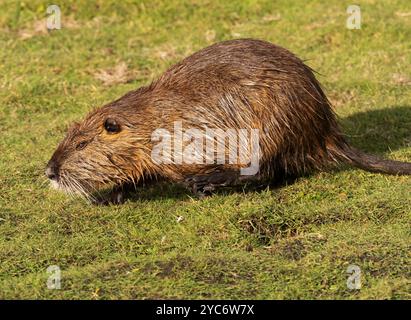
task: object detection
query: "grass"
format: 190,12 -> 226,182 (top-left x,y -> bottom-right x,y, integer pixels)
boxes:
0,0 -> 410,299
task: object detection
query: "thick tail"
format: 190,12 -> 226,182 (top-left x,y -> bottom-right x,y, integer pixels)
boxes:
340,145 -> 411,175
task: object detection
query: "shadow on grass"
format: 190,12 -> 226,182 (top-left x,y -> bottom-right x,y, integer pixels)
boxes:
109,106 -> 411,203
339,105 -> 411,154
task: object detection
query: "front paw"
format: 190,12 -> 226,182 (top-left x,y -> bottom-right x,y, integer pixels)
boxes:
92,189 -> 125,206
183,175 -> 215,198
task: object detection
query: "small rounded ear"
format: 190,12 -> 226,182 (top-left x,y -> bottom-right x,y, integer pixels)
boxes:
104,118 -> 121,134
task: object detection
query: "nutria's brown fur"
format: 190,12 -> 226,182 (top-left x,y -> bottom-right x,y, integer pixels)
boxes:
46,39 -> 411,202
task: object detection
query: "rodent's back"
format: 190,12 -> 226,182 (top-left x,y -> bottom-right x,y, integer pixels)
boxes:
156,39 -> 306,93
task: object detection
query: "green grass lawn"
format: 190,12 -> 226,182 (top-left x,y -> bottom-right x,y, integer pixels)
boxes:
0,0 -> 410,299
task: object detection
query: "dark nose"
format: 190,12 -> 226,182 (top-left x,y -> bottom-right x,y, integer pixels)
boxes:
45,160 -> 59,181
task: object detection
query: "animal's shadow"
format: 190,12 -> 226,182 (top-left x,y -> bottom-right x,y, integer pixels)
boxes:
121,106 -> 411,202
339,105 -> 410,154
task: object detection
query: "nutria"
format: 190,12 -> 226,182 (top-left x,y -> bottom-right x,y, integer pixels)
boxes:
45,39 -> 411,203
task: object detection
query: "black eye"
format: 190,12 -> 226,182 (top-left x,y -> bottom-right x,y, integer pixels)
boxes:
104,118 -> 121,134
76,141 -> 88,150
